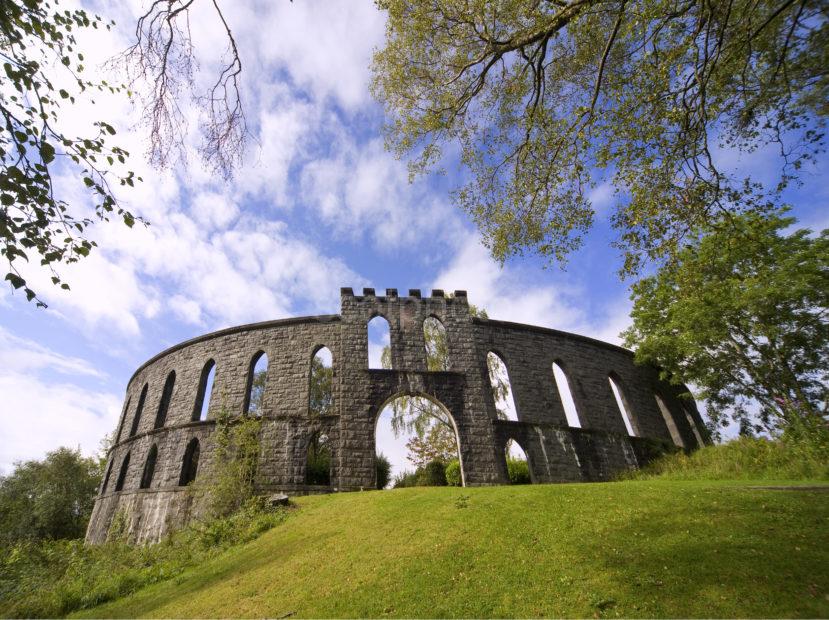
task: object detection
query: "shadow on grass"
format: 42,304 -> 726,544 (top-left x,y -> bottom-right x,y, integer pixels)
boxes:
575,487 -> 829,618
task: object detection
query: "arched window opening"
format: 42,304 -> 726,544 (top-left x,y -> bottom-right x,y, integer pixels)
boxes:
487,352 -> 518,421
140,444 -> 158,489
375,394 -> 464,489
683,405 -> 706,447
306,432 -> 332,485
655,394 -> 685,448
505,440 -> 531,484
101,458 -> 114,494
552,362 -> 581,428
608,374 -> 638,436
193,359 -> 216,421
179,438 -> 200,486
154,371 -> 176,429
129,384 -> 148,437
368,315 -> 391,369
115,397 -> 130,444
245,352 -> 269,415
424,316 -> 449,371
114,452 -> 131,492
309,347 -> 334,417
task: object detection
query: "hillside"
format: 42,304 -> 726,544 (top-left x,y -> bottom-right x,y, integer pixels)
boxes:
72,480 -> 829,618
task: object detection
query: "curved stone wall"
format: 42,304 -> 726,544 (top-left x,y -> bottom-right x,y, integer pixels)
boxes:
86,288 -> 706,543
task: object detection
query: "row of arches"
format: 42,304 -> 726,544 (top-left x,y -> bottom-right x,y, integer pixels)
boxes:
118,347 -> 337,442
367,315 -> 449,370
119,362 -> 217,442
104,431 -> 335,495
102,438 -> 201,495
484,351 -> 701,446
366,312 -> 701,446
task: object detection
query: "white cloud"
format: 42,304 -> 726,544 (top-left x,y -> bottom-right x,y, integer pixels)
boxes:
588,181 -> 615,220
0,327 -> 103,378
434,233 -> 631,345
0,331 -> 119,474
190,191 -> 240,230
0,373 -> 120,474
301,138 -> 464,250
238,0 -> 385,110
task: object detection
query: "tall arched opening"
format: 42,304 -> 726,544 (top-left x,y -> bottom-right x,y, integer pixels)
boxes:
487,351 -> 518,421
309,346 -> 334,417
306,431 -> 332,486
552,361 -> 582,427
193,359 -> 216,421
245,351 -> 269,415
423,316 -> 449,371
608,373 -> 639,436
374,392 -> 465,489
505,439 -> 532,484
367,315 -> 391,369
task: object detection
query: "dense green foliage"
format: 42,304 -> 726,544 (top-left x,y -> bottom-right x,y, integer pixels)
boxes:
72,481 -> 829,618
1,0 -> 140,305
393,459 -> 448,488
623,210 -> 829,438
306,433 -> 332,486
375,454 -> 391,490
625,436 -> 829,481
444,459 -> 461,486
198,409 -> 262,518
506,457 -> 531,484
419,460 -> 448,487
309,351 -> 334,417
372,0 -> 827,275
0,447 -> 102,544
0,499 -> 288,618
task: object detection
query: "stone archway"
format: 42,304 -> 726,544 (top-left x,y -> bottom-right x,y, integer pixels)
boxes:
373,391 -> 466,488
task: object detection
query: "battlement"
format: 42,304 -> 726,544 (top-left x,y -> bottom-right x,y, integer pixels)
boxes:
340,286 -> 468,305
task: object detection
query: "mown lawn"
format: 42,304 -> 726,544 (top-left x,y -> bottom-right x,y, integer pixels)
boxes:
72,480 -> 828,619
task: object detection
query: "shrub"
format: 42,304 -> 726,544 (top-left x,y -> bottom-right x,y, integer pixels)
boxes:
507,458 -> 531,484
418,460 -> 447,486
0,447 -> 102,544
445,459 -> 461,486
0,498 -> 289,618
306,434 -> 332,486
376,454 -> 391,489
393,470 -> 419,488
204,408 -> 262,518
625,436 -> 829,481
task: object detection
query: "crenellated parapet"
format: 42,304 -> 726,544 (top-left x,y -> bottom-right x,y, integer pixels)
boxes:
86,287 -> 707,545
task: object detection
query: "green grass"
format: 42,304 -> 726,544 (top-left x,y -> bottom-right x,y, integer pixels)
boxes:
628,436 -> 829,481
0,501 -> 288,618
69,480 -> 829,619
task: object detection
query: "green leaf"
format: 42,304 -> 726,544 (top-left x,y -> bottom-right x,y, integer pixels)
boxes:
5,273 -> 26,290
40,142 -> 55,164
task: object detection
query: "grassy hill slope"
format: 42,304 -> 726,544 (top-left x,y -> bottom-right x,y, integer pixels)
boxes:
74,480 -> 828,618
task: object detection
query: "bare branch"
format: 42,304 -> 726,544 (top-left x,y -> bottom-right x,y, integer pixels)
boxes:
116,0 -> 250,178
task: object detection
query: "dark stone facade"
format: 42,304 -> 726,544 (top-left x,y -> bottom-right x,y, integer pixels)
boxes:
85,288 -> 706,543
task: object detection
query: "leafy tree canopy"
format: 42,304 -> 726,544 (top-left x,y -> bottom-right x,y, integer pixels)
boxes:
0,447 -> 102,544
1,0 -> 141,305
623,209 -> 829,437
372,0 -> 827,275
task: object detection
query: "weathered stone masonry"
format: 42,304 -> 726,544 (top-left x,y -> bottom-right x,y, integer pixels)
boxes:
86,288 -> 706,543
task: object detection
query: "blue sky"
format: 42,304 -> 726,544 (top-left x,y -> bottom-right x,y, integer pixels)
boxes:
1,0 -> 827,476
